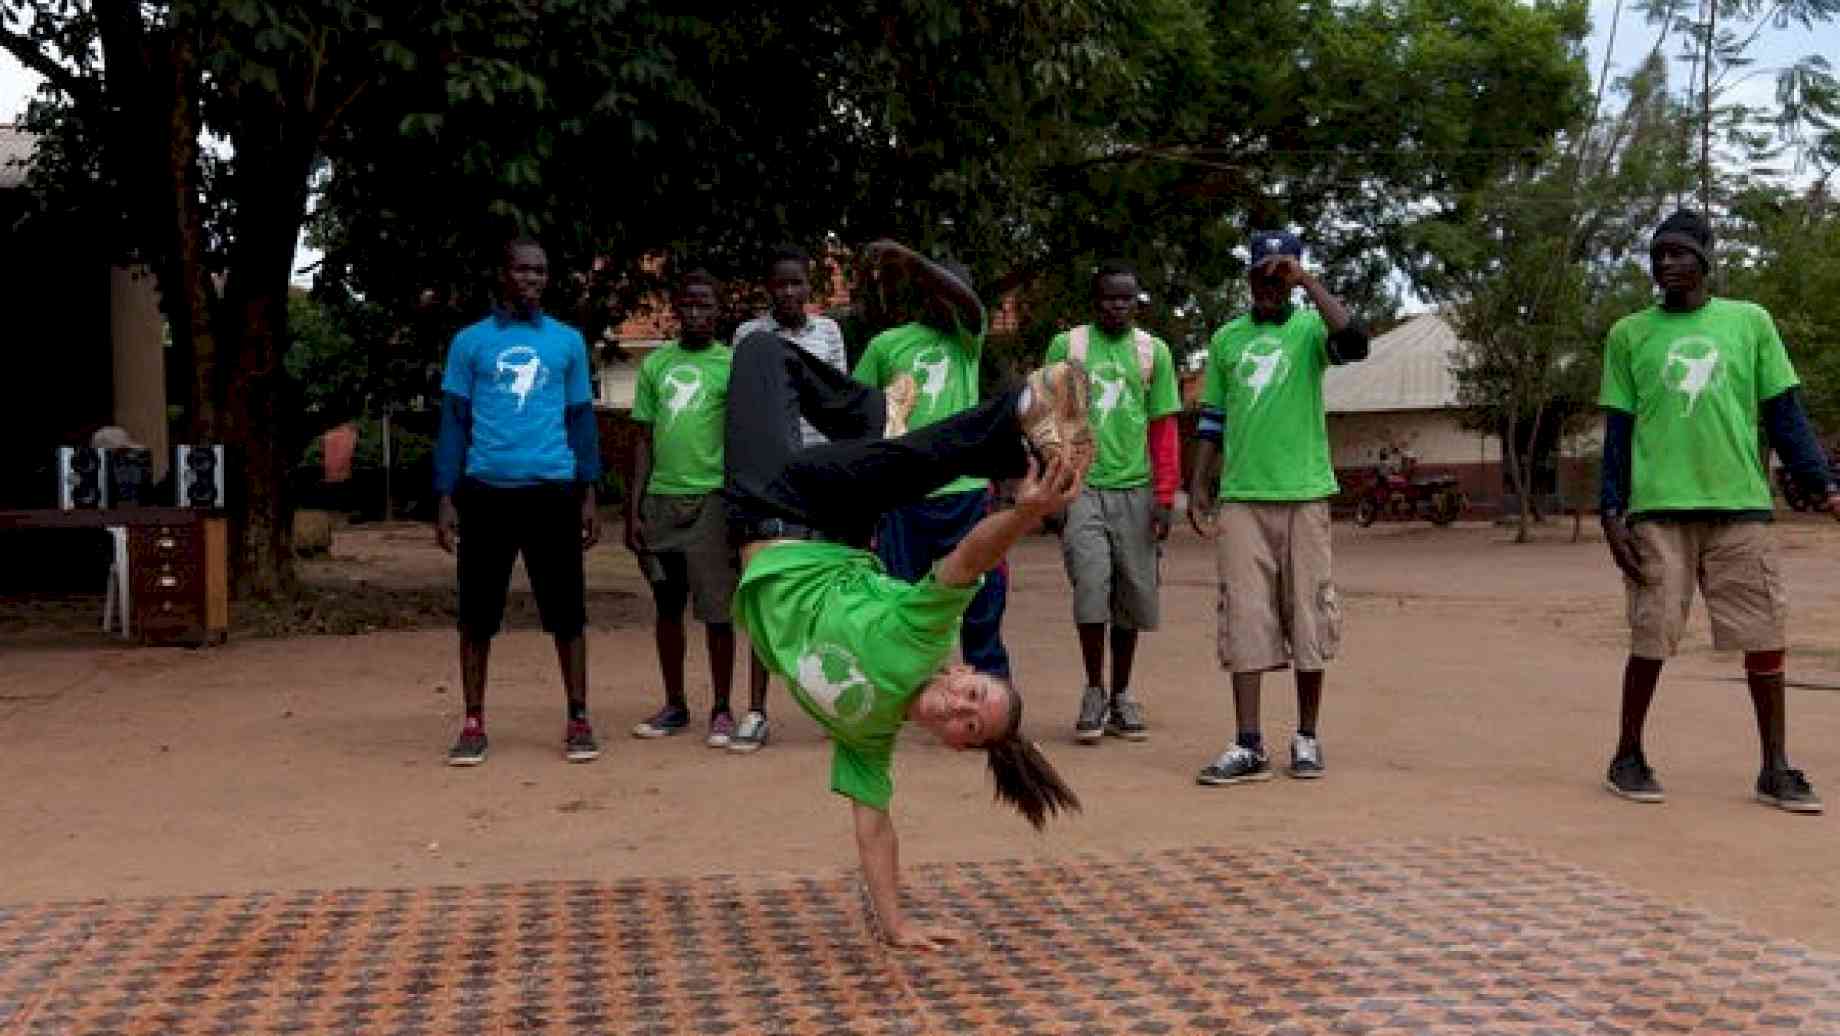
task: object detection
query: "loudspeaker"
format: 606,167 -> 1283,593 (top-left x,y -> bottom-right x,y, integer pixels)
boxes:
175,445 -> 226,509
109,448 -> 155,506
56,446 -> 109,510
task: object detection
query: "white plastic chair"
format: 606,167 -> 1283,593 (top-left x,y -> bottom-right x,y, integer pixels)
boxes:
101,526 -> 131,639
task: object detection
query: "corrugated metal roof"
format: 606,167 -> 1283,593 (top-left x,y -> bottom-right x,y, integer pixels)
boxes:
0,125 -> 35,189
1322,312 -> 1464,413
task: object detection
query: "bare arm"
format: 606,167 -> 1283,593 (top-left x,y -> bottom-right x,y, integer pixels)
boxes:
853,802 -> 959,950
936,453 -> 1082,587
624,428 -> 652,555
1297,271 -> 1352,333
864,239 -> 986,334
1188,438 -> 1222,539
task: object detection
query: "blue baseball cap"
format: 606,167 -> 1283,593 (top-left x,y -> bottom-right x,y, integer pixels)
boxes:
1249,230 -> 1304,268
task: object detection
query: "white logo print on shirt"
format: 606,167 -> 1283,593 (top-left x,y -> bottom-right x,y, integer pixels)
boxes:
911,346 -> 951,405
660,365 -> 705,423
1662,336 -> 1722,416
796,642 -> 874,725
494,346 -> 550,411
1089,361 -> 1130,422
1236,335 -> 1289,405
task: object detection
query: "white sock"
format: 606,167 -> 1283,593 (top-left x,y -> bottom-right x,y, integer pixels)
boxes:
1016,386 -> 1033,415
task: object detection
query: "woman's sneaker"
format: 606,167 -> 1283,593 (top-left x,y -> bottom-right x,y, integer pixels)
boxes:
632,704 -> 690,738
1021,361 -> 1094,469
884,373 -> 919,438
706,711 -> 736,748
1197,745 -> 1272,786
1604,751 -> 1664,803
1756,767 -> 1823,814
728,711 -> 771,753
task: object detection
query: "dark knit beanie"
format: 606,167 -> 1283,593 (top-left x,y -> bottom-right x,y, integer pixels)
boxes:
1650,209 -> 1713,270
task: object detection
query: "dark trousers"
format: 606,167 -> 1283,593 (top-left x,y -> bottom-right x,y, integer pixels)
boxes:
876,488 -> 1012,678
724,331 -> 1029,546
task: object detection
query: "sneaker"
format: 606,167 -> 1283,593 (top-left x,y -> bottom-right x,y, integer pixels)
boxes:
1756,768 -> 1823,814
1074,685 -> 1108,743
884,373 -> 918,438
706,711 -> 736,748
564,719 -> 601,763
1106,691 -> 1148,741
1604,752 -> 1664,803
728,711 -> 770,753
447,727 -> 488,767
631,704 -> 690,739
1197,745 -> 1273,786
1021,361 -> 1094,470
1289,733 -> 1325,779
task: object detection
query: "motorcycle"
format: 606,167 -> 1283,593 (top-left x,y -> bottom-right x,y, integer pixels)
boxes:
1354,465 -> 1466,527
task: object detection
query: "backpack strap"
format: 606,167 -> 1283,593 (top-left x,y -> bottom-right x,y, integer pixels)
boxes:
1131,329 -> 1155,385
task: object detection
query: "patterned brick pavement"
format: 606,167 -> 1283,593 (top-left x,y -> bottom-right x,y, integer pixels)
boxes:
3,838 -> 1838,1035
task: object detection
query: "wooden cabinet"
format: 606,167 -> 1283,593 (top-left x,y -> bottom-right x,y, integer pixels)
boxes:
130,517 -> 228,646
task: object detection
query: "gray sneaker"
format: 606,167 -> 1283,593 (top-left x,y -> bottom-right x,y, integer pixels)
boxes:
1605,752 -> 1664,803
728,711 -> 770,754
1075,686 -> 1108,743
1288,733 -> 1324,779
1756,767 -> 1822,814
1106,691 -> 1148,741
1197,745 -> 1272,786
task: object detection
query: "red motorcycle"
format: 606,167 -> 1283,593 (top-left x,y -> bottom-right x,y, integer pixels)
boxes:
1354,461 -> 1465,527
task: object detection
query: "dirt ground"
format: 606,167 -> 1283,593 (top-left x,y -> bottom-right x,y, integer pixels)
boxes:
4,515 -> 1839,953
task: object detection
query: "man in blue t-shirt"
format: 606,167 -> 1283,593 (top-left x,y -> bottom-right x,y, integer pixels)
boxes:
433,238 -> 603,767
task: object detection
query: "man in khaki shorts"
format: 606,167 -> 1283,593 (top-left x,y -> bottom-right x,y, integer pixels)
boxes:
1599,209 -> 1839,813
1044,261 -> 1183,745
1187,230 -> 1368,785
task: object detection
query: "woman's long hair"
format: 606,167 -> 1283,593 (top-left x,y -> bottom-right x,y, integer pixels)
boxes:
984,682 -> 1080,830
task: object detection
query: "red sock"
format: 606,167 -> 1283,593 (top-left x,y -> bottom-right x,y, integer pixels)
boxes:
462,714 -> 484,735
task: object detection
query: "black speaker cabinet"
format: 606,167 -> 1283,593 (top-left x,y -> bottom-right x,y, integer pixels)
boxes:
109,448 -> 155,506
56,446 -> 108,510
175,444 -> 226,509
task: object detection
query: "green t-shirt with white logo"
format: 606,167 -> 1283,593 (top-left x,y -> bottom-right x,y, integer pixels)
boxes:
1044,326 -> 1181,490
631,341 -> 732,496
1598,298 -> 1799,513
732,541 -> 979,811
853,321 -> 986,497
1201,308 -> 1338,501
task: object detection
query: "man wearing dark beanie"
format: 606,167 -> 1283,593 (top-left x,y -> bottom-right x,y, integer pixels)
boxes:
1598,208 -> 1839,813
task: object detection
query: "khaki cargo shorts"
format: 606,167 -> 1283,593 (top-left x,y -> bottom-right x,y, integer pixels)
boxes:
1059,486 -> 1160,630
1216,500 -> 1341,673
639,493 -> 739,624
1627,518 -> 1786,659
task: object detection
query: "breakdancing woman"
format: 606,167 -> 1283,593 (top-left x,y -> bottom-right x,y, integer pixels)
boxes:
725,247 -> 1091,949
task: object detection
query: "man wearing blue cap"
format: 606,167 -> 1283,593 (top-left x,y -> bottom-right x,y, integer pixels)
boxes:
1188,230 -> 1369,786
1599,209 -> 1837,814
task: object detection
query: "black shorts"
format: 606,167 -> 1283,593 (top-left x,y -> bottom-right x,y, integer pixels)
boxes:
455,481 -> 586,639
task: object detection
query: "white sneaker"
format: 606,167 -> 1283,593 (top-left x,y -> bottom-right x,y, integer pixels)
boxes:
1289,734 -> 1325,779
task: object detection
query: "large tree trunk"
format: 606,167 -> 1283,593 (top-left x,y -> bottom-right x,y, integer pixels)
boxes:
162,34 -> 218,440
220,133 -> 317,599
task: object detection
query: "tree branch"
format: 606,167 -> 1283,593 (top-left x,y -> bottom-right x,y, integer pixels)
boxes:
0,24 -> 99,108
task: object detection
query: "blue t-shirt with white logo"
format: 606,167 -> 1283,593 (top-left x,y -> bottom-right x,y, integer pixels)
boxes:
440,311 -> 594,487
